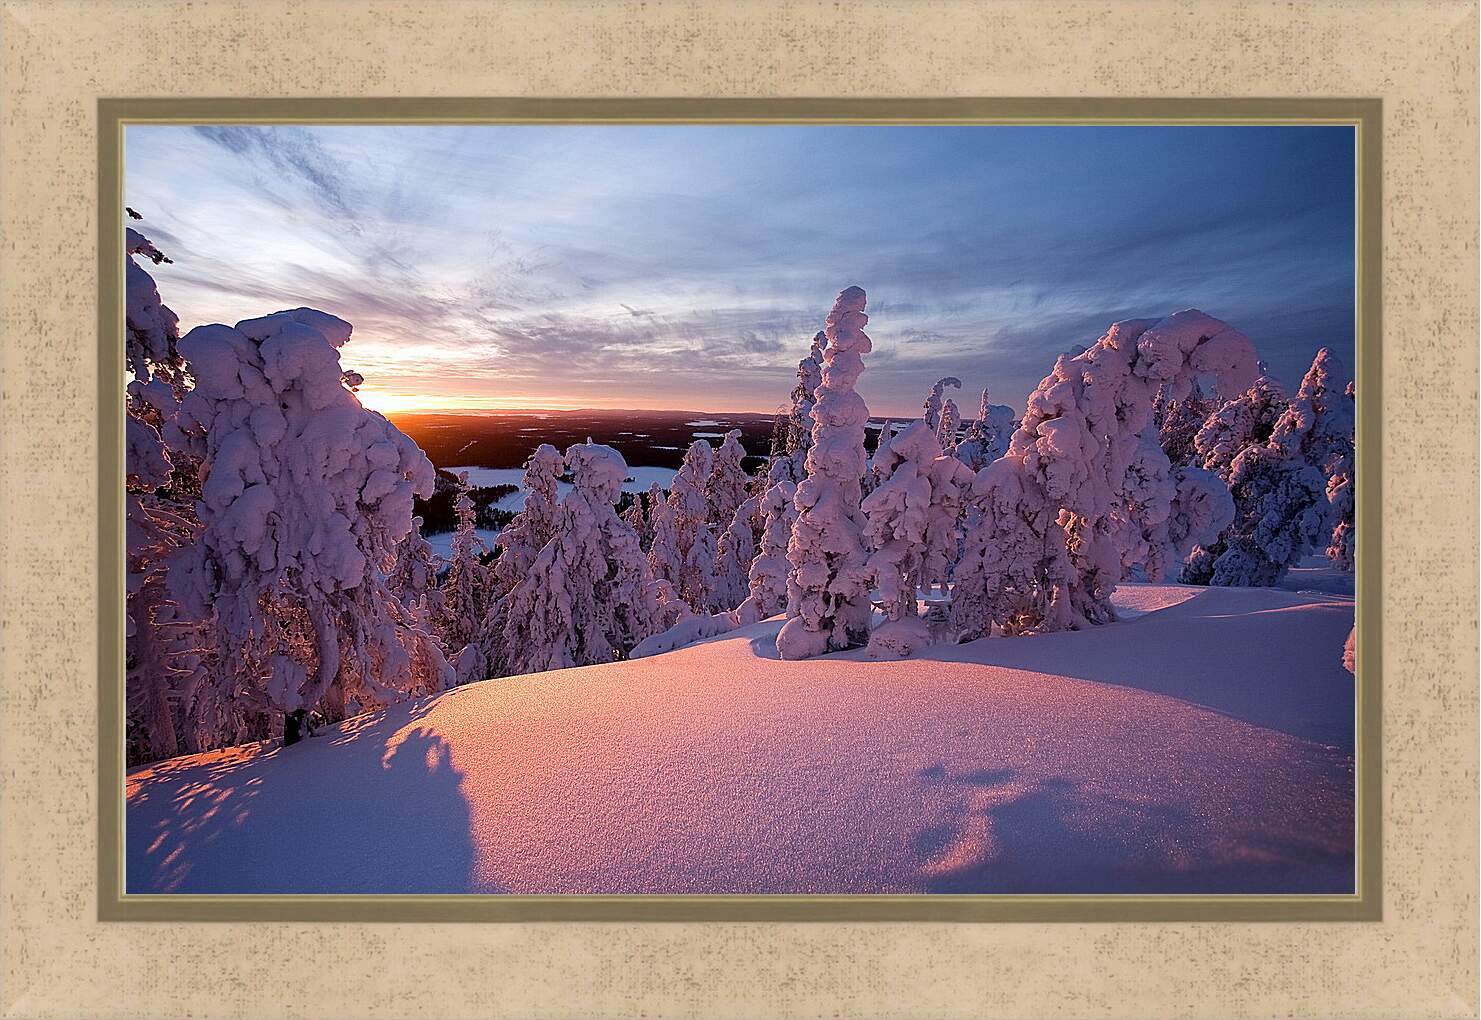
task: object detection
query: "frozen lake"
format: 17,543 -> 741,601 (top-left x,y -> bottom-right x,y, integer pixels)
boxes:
445,464 -> 677,511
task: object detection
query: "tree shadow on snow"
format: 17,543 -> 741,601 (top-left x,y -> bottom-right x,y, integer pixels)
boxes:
912,769 -> 1353,894
126,698 -> 489,894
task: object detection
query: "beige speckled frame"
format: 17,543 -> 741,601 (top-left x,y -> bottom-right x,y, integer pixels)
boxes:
4,2 -> 1476,1018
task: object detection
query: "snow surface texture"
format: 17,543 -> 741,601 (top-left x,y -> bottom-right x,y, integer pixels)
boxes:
127,582 -> 1354,894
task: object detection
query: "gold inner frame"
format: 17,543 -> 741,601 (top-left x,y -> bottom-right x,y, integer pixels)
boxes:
98,97 -> 1382,923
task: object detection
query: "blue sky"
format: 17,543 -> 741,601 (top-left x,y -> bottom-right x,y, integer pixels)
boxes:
126,124 -> 1355,418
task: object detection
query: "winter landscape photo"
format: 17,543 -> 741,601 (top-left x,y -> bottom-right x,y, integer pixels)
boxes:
121,123 -> 1361,896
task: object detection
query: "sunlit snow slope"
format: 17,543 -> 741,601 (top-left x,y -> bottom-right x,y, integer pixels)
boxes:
126,583 -> 1355,894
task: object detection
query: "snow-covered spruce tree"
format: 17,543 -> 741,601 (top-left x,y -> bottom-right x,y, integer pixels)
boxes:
385,519 -> 474,681
125,229 -> 200,495
126,227 -> 187,395
648,439 -> 716,612
964,389 -> 992,445
572,445 -> 662,659
1181,352 -> 1349,587
947,457 -> 1054,638
776,286 -> 875,659
955,389 -> 1017,473
859,421 -> 937,644
431,472 -> 494,675
736,470 -> 798,623
1274,348 -> 1355,475
1273,349 -> 1355,572
922,376 -> 962,433
123,225 -> 232,762
766,410 -> 789,464
1191,371 -> 1289,482
731,330 -> 847,627
864,420 -> 893,494
1117,433 -> 1234,582
388,517 -> 440,607
686,522 -> 719,615
1183,442 -> 1327,587
706,429 -> 751,535
786,332 -> 826,458
474,444 -> 564,669
713,492 -> 761,613
490,444 -> 564,597
873,419 -> 894,456
949,311 -> 1258,638
1343,626 -> 1356,675
646,495 -> 681,591
1153,378 -> 1214,469
642,481 -> 666,547
127,449 -> 214,761
704,429 -> 756,611
1327,383 -> 1356,571
622,486 -> 653,552
1178,370 -> 1291,584
168,308 -> 454,742
862,421 -> 977,658
1326,473 -> 1355,569
635,454 -> 793,651
920,442 -> 977,597
492,443 -> 659,674
649,577 -> 693,631
937,397 -> 961,454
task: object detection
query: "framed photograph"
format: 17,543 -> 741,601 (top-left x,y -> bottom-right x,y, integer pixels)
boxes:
104,98 -> 1380,923
3,3 -> 1476,1019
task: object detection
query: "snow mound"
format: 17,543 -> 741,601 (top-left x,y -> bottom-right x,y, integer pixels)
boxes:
866,617 -> 931,659
128,585 -> 1354,896
1108,582 -> 1203,619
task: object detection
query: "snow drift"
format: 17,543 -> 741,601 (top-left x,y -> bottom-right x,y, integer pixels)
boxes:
128,582 -> 1355,895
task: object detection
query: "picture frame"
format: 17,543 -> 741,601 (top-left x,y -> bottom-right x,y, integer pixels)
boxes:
3,2 -> 1475,1018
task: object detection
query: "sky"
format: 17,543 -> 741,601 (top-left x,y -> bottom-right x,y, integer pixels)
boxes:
126,124 -> 1356,419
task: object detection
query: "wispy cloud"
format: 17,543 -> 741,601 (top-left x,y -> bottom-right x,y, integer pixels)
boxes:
126,124 -> 1356,416
194,126 -> 358,223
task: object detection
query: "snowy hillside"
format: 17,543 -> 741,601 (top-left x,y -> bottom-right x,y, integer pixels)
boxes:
127,582 -> 1354,895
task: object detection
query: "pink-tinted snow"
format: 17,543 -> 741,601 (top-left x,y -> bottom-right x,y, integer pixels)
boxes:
126,584 -> 1354,895
1107,582 -> 1203,618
